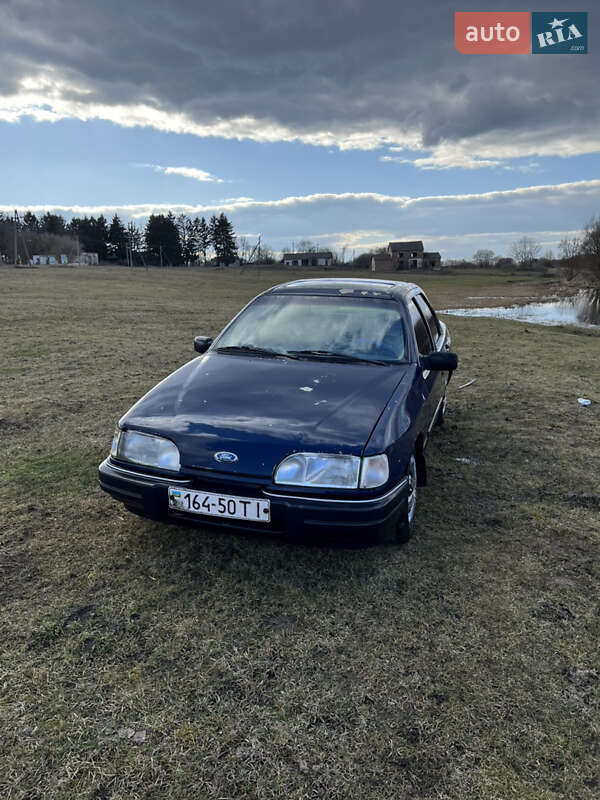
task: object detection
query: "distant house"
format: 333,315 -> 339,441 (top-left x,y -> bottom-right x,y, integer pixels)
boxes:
422,252 -> 441,269
388,241 -> 424,268
283,251 -> 333,267
386,241 -> 441,270
210,257 -> 240,267
78,252 -> 99,266
371,255 -> 395,272
30,254 -> 69,265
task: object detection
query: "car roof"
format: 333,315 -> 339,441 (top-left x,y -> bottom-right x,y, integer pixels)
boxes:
267,277 -> 421,299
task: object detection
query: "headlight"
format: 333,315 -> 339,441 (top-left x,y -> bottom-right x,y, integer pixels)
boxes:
274,452 -> 360,488
112,429 -> 180,471
273,452 -> 390,489
359,454 -> 389,488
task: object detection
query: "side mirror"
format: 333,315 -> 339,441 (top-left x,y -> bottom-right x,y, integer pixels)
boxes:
194,336 -> 213,354
421,352 -> 458,372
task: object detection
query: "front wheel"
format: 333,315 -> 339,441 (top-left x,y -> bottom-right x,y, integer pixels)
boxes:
395,453 -> 417,544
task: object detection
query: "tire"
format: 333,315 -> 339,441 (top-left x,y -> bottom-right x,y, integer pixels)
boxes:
436,393 -> 447,426
396,453 -> 418,544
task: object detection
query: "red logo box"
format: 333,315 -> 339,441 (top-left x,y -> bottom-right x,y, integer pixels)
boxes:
455,12 -> 531,54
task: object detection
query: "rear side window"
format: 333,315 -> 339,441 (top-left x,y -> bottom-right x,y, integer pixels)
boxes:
409,299 -> 434,355
414,294 -> 441,346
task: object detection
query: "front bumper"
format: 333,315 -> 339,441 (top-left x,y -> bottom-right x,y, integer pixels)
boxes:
98,457 -> 408,538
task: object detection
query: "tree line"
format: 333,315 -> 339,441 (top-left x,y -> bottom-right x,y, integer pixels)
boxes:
0,210 -> 240,266
470,218 -> 600,284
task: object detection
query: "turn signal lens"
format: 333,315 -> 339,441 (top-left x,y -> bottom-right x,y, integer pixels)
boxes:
359,454 -> 389,488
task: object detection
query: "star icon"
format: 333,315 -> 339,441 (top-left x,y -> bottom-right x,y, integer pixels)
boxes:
549,17 -> 568,29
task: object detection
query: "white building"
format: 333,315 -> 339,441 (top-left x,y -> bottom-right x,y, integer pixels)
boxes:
283,251 -> 334,267
77,252 -> 99,266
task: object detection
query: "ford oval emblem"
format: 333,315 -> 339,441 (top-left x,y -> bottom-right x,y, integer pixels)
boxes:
214,451 -> 238,463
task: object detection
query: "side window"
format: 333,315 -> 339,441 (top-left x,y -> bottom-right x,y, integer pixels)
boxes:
409,299 -> 434,355
414,294 -> 441,346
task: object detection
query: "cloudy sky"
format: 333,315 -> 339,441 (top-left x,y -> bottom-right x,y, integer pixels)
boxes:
1,0 -> 598,258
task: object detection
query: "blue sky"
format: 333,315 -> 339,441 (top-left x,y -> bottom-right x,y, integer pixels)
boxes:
1,0 -> 599,259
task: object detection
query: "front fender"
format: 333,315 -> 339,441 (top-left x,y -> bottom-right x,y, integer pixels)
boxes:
363,367 -> 422,483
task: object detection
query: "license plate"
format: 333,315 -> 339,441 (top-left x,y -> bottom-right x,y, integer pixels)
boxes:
168,487 -> 270,523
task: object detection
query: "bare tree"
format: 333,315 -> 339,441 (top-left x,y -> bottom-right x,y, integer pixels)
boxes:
558,236 -> 581,260
295,239 -> 320,252
509,236 -> 541,268
558,236 -> 582,280
472,248 -> 495,268
259,243 -> 276,264
581,216 -> 600,285
237,236 -> 250,263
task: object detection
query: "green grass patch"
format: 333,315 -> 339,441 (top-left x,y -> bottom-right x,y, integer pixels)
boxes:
3,448 -> 99,493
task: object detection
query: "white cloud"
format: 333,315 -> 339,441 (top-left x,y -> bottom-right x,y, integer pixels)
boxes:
4,179 -> 598,218
1,2 -> 599,170
2,76 -> 600,170
164,166 -> 222,182
141,163 -> 224,183
382,148 -> 504,171
3,180 -> 597,259
1,69 -> 600,172
0,79 -> 413,151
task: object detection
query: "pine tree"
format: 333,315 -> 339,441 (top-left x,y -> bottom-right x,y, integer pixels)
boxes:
208,215 -> 220,262
127,222 -> 143,265
185,217 -> 199,264
219,213 -> 238,264
108,214 -> 127,263
145,214 -> 183,266
210,213 -> 238,265
95,215 -> 109,260
74,216 -> 109,260
40,212 -> 66,235
197,216 -> 210,263
23,212 -> 39,231
176,214 -> 199,265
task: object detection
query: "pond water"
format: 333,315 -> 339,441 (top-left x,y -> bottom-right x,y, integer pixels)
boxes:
441,289 -> 600,328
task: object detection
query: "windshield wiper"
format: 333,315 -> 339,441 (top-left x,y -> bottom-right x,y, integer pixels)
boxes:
216,344 -> 297,359
287,349 -> 391,365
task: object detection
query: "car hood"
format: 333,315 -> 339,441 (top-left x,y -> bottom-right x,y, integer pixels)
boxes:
121,353 -> 410,477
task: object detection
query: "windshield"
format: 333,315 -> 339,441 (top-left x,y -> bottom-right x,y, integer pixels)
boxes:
215,294 -> 408,363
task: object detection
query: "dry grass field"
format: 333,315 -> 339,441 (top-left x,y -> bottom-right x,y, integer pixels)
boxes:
1,265 -> 599,800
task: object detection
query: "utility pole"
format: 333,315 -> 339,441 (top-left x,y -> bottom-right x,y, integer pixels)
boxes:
14,210 -> 18,265
129,229 -> 134,267
159,244 -> 163,268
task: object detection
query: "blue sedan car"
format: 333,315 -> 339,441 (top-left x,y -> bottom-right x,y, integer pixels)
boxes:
99,279 -> 457,542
